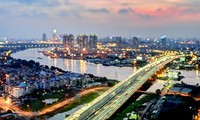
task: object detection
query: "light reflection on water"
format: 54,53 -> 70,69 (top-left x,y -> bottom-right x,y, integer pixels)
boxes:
148,70 -> 200,93
196,69 -> 199,80
11,48 -> 136,81
12,48 -> 199,85
179,70 -> 200,85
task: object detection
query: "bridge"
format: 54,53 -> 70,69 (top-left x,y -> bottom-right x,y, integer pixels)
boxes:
0,43 -> 63,48
66,55 -> 183,120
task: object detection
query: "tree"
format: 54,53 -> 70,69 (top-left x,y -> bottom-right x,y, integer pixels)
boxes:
156,89 -> 161,95
35,62 -> 40,67
50,66 -> 56,71
45,65 -> 49,69
28,60 -> 35,67
7,110 -> 12,113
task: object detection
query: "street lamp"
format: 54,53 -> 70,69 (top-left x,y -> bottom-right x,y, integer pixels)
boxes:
27,104 -> 30,110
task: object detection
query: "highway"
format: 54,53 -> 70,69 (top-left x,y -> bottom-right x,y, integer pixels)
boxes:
66,55 -> 183,120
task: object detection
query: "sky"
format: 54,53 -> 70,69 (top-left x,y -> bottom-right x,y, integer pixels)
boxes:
0,0 -> 200,39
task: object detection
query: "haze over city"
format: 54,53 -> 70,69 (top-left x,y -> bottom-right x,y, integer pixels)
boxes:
1,1 -> 200,120
1,0 -> 200,39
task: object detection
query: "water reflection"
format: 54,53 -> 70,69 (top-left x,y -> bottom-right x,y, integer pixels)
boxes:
96,64 -> 100,76
133,66 -> 137,73
71,59 -> 74,72
80,60 -> 86,74
115,67 -> 119,80
11,48 -> 135,80
64,59 -> 69,71
53,59 -> 57,67
47,56 -> 51,66
148,70 -> 200,93
196,69 -> 199,80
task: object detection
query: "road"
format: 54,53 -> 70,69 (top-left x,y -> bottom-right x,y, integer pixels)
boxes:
0,87 -> 108,117
66,55 -> 183,120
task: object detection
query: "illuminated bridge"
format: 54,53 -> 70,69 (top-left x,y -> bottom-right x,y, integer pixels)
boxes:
66,55 -> 183,120
0,43 -> 63,48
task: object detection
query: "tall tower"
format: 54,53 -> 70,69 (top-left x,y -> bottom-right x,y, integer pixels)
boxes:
68,34 -> 74,49
63,34 -> 74,49
77,34 -> 88,50
132,36 -> 139,48
160,35 -> 167,48
83,34 -> 88,49
42,33 -> 47,41
63,34 -> 68,47
89,34 -> 97,50
52,29 -> 57,42
116,36 -> 122,48
77,34 -> 83,50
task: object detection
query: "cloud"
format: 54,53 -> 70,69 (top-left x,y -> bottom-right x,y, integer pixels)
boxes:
0,0 -> 60,7
19,11 -> 48,18
122,3 -> 130,6
181,8 -> 200,14
0,8 -> 10,15
156,8 -> 163,12
87,8 -> 110,13
118,8 -> 133,15
58,11 -> 68,17
1,0 -> 200,38
0,0 -> 39,4
137,14 -> 152,20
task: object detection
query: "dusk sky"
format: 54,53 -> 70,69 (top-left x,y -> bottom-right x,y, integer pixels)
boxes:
1,0 -> 200,39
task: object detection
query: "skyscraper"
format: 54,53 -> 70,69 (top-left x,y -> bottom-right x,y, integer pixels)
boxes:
83,35 -> 88,49
116,36 -> 122,44
89,34 -> 97,50
160,35 -> 167,48
42,33 -> 47,41
68,34 -> 74,49
116,36 -> 122,48
63,34 -> 74,49
52,29 -> 57,42
132,36 -> 139,48
63,34 -> 68,47
77,34 -> 88,50
77,34 -> 83,50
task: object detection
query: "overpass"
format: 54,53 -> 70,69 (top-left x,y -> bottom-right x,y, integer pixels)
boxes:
0,43 -> 63,48
66,55 -> 183,120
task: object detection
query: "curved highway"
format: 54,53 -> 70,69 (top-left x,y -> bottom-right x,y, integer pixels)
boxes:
66,55 -> 183,120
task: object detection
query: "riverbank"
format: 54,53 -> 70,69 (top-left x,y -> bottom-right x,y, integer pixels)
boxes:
40,49 -> 148,68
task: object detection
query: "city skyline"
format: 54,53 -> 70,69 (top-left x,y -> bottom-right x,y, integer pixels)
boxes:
1,0 -> 200,39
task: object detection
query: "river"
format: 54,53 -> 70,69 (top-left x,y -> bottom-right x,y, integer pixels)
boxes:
11,48 -> 136,81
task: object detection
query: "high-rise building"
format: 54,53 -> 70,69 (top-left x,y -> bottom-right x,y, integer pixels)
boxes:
160,35 -> 167,45
68,34 -> 74,48
116,36 -> 122,48
63,34 -> 68,47
52,29 -> 57,42
63,34 -> 74,49
77,34 -> 88,50
42,33 -> 47,41
132,36 -> 139,48
116,36 -> 122,44
88,34 -> 97,50
83,35 -> 88,49
77,34 -> 83,50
